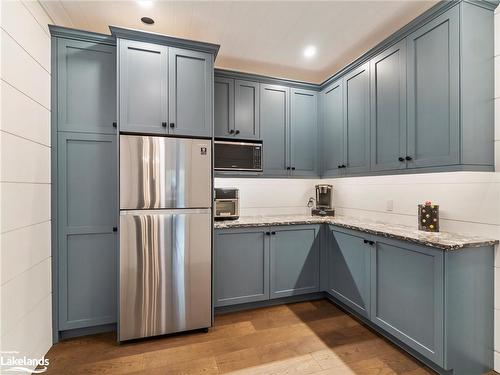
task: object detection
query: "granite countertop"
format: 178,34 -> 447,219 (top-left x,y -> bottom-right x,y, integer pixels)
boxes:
213,215 -> 499,251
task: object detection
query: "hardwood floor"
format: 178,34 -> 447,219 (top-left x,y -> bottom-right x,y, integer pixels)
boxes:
44,300 -> 438,374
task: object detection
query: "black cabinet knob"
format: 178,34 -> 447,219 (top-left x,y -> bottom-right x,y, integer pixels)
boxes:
112,122 -> 117,128
398,157 -> 405,162
229,129 -> 235,134
162,122 -> 167,127
286,167 -> 291,170
265,232 -> 271,235
112,227 -> 118,232
338,165 -> 341,169
169,123 -> 175,128
291,167 -> 296,170
341,165 -> 347,168
235,130 -> 240,135
405,156 -> 412,161
271,231 -> 276,235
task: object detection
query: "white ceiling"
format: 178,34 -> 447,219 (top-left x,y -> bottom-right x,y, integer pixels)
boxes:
41,0 -> 437,84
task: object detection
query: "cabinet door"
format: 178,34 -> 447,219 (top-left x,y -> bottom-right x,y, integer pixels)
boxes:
119,39 -> 167,134
370,40 -> 407,171
406,6 -> 459,168
57,39 -> 116,134
328,229 -> 371,318
169,48 -> 213,137
234,80 -> 260,139
290,89 -> 318,176
343,63 -> 370,174
260,84 -> 289,176
270,226 -> 320,299
214,77 -> 235,138
371,239 -> 444,366
321,80 -> 344,177
214,229 -> 269,307
57,132 -> 117,330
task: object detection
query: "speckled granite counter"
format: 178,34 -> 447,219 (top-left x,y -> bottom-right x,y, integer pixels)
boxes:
214,215 -> 498,251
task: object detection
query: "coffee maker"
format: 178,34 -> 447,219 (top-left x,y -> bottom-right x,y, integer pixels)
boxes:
312,184 -> 335,216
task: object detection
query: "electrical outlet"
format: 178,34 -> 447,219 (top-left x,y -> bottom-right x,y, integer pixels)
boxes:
386,200 -> 394,212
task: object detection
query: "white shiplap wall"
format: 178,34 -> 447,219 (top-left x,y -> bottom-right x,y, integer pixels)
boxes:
0,0 -> 53,370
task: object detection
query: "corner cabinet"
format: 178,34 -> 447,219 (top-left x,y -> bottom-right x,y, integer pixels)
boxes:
214,228 -> 269,307
321,79 -> 344,177
117,38 -> 214,137
327,228 -> 371,318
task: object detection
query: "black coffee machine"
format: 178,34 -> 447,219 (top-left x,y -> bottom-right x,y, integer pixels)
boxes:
311,184 -> 335,216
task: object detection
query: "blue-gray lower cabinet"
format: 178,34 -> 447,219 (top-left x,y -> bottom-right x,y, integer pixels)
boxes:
370,238 -> 444,366
327,227 -> 371,318
57,132 -> 118,331
214,228 -> 269,307
269,225 -> 320,298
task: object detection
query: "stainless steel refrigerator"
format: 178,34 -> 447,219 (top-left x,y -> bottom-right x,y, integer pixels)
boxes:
119,135 -> 212,341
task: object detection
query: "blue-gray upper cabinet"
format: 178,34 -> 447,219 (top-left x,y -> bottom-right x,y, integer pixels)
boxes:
371,238 -> 444,366
214,228 -> 270,307
343,63 -> 370,174
235,80 -> 260,139
370,40 -> 407,172
168,48 -> 213,137
406,6 -> 459,168
269,225 -> 320,298
328,227 -> 371,318
57,39 -> 116,134
321,80 -> 344,177
118,39 -> 168,135
290,89 -> 318,176
57,132 -> 117,330
260,84 -> 290,176
214,77 -> 235,138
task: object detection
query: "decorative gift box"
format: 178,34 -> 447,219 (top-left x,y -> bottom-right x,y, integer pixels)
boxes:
418,201 -> 439,232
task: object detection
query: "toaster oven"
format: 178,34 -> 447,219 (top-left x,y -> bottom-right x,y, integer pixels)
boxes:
214,188 -> 239,220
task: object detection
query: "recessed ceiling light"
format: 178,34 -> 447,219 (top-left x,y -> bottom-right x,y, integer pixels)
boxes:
137,0 -> 153,8
303,45 -> 317,58
141,17 -> 154,25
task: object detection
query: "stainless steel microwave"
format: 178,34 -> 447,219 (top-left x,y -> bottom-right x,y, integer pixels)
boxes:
214,140 -> 263,172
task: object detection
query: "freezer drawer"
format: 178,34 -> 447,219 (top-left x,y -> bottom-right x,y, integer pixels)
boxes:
120,135 -> 212,209
119,209 -> 211,341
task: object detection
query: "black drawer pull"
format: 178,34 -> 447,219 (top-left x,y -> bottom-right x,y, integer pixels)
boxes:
112,122 -> 117,128
229,129 -> 235,134
398,157 -> 405,162
112,227 -> 118,232
169,123 -> 175,128
162,122 -> 167,127
235,130 -> 240,135
405,156 -> 412,161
